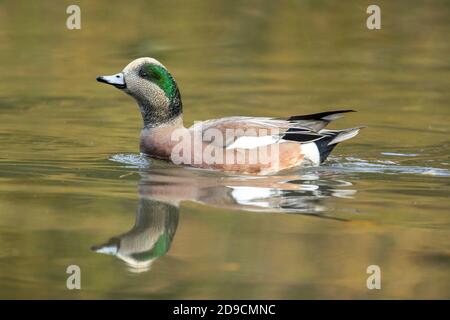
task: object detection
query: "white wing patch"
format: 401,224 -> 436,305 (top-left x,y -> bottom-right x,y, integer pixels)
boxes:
226,135 -> 280,150
229,186 -> 277,207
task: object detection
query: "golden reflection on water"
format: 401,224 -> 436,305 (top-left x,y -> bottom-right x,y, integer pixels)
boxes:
0,0 -> 449,298
92,166 -> 354,273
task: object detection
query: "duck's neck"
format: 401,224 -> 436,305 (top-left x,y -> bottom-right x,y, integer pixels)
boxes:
138,87 -> 183,129
140,115 -> 185,158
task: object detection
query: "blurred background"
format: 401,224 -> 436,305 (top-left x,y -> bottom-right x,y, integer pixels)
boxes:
0,0 -> 448,299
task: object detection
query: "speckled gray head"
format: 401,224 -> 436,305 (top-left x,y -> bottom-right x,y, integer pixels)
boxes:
97,57 -> 182,128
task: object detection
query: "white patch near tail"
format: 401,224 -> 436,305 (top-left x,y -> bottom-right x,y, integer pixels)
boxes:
300,142 -> 320,166
329,128 -> 362,145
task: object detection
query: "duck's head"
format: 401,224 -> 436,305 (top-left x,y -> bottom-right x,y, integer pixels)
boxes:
91,198 -> 179,273
97,57 -> 182,128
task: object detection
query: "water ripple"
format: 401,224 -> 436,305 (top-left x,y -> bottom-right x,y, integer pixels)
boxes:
327,157 -> 450,177
109,153 -> 151,169
109,153 -> 450,177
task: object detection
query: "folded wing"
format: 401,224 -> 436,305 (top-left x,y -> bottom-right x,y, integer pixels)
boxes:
189,109 -> 358,150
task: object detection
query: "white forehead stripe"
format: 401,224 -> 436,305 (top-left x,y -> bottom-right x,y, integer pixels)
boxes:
123,57 -> 166,72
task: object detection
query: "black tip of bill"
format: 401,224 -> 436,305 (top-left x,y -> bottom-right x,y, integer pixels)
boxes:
96,76 -> 107,83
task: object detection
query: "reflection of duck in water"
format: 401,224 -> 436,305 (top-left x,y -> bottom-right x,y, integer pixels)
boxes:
92,199 -> 179,273
93,163 -> 356,271
137,164 -> 356,214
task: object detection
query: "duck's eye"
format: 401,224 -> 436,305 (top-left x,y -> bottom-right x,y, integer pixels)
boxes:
139,69 -> 148,78
139,64 -> 162,80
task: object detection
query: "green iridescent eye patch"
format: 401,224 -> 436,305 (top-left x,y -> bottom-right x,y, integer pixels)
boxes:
139,63 -> 176,99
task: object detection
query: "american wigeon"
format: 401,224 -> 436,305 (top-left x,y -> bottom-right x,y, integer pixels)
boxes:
97,57 -> 362,174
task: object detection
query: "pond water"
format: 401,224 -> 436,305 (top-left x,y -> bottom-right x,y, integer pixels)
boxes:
0,0 -> 449,299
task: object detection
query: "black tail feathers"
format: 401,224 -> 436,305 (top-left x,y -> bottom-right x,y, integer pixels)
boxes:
314,136 -> 338,163
285,109 -> 355,122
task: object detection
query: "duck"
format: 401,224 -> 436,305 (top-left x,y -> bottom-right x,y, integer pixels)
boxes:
97,57 -> 362,175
